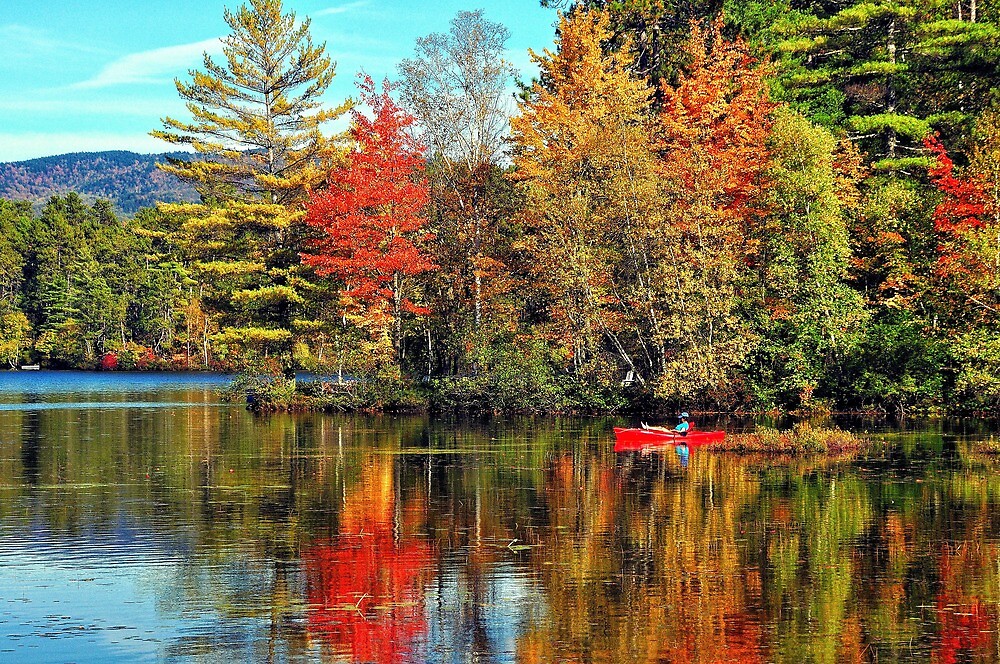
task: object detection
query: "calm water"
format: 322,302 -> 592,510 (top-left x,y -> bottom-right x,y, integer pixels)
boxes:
1,372 -> 999,662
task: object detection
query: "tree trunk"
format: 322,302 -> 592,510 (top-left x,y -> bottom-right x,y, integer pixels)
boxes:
886,18 -> 898,159
393,274 -> 403,366
426,328 -> 432,377
203,318 -> 210,367
474,271 -> 482,329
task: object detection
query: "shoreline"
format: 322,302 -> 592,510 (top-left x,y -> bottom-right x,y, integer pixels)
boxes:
0,369 -> 973,419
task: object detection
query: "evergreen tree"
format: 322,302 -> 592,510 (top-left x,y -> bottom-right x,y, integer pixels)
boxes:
154,201 -> 306,371
0,200 -> 31,369
151,0 -> 349,374
0,200 -> 30,313
152,0 -> 348,204
774,0 -> 1000,168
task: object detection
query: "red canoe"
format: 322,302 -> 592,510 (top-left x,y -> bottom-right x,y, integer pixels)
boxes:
613,427 -> 725,452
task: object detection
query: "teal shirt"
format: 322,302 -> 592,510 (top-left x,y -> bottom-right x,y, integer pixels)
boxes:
674,421 -> 689,434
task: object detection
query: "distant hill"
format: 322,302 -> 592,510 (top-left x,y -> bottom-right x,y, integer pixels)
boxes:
0,151 -> 200,214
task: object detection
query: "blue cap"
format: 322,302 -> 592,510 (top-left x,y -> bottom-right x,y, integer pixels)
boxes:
680,412 -> 689,418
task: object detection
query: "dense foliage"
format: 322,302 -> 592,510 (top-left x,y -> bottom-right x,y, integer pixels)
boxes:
8,0 -> 1000,414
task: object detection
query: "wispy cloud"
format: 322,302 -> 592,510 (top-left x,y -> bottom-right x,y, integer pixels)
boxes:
315,1 -> 369,17
72,37 -> 223,89
0,24 -> 106,59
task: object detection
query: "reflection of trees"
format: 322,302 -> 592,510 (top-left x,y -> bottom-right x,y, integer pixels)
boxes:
753,466 -> 871,663
933,543 -> 997,664
519,449 -> 773,662
5,406 -> 1000,662
303,458 -> 435,663
517,442 -> 1000,663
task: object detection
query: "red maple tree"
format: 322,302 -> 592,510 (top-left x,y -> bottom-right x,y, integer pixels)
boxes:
927,134 -> 987,236
303,74 -> 436,355
925,134 -> 994,319
926,134 -> 986,264
656,19 -> 776,252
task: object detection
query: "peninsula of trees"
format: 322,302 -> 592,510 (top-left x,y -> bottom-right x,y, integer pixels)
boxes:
3,0 -> 1000,415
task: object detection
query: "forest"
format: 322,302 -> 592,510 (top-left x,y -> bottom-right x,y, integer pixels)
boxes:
2,0 -> 1000,415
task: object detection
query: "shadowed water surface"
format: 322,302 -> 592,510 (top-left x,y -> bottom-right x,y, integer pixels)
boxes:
0,372 -> 998,662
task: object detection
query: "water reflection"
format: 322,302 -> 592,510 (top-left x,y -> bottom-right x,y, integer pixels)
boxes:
0,387 -> 999,662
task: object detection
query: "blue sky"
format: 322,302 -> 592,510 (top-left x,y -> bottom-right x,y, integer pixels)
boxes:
0,1 -> 559,162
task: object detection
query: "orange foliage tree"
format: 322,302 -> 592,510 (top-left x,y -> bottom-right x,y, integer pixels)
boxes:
652,19 -> 776,402
303,75 -> 436,361
511,12 -> 776,404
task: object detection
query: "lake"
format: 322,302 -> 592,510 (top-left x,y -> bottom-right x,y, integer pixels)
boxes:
0,372 -> 998,662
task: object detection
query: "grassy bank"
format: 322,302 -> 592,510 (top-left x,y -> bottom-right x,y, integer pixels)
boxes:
719,423 -> 872,454
972,438 -> 1000,455
224,371 -> 627,415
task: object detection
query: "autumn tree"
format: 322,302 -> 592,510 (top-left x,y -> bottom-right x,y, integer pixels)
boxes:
152,0 -> 348,204
512,12 -> 778,405
303,75 -> 435,366
650,20 -> 776,403
511,9 -> 660,387
398,11 -> 520,374
398,10 -> 515,170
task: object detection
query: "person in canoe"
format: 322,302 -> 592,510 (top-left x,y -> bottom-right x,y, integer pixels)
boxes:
641,412 -> 690,437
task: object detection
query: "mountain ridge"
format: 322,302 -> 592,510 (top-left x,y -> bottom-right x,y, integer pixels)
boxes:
0,150 -> 200,214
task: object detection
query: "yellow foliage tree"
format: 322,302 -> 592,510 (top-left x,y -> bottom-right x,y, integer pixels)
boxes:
511,9 -> 660,384
152,0 -> 348,204
512,13 -> 778,405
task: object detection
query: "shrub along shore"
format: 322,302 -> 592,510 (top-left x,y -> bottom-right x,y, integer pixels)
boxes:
720,423 -> 872,455
224,374 -> 874,455
221,372 -> 625,415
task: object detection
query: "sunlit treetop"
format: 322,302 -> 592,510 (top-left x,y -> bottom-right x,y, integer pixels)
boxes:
152,0 -> 349,205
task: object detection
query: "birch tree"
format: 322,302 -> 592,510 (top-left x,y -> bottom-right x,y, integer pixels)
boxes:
398,12 -> 519,372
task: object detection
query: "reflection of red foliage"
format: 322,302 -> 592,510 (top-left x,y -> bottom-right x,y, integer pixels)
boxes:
303,529 -> 434,663
932,545 -> 996,664
721,611 -> 765,662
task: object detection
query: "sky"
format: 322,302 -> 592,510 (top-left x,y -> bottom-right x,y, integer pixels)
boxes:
0,0 -> 560,162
